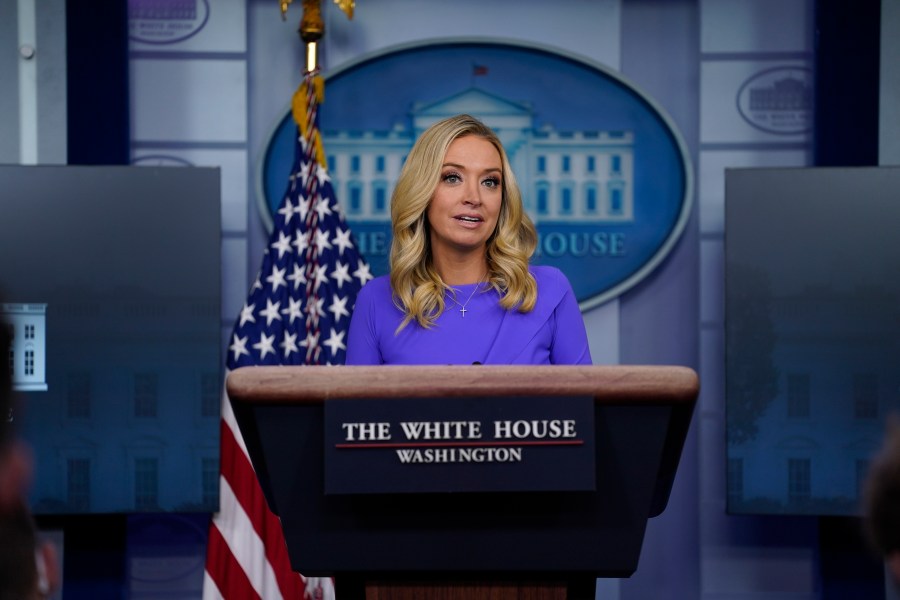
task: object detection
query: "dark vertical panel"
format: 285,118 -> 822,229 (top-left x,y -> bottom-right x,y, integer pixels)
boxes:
36,514 -> 128,599
813,4 -> 884,596
819,516 -> 886,600
814,0 -> 881,166
65,0 -> 129,165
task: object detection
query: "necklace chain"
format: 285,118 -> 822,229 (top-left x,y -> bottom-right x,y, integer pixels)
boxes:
446,282 -> 483,317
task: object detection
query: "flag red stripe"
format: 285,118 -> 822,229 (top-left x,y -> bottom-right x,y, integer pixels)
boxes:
206,523 -> 263,600
220,416 -> 305,599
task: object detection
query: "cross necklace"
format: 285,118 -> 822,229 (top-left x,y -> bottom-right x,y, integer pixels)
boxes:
447,281 -> 484,317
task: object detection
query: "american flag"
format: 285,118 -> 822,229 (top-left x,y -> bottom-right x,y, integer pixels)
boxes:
203,71 -> 371,600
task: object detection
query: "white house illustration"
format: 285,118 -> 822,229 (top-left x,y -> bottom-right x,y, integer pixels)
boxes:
727,286 -> 899,513
2,303 -> 48,392
323,88 -> 635,224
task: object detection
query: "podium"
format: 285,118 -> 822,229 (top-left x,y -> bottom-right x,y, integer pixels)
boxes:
227,365 -> 698,599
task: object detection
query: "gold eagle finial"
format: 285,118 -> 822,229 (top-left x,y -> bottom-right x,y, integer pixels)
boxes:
280,0 -> 354,21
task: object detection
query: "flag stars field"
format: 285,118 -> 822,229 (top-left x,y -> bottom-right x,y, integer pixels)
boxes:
277,196 -> 295,222
315,195 -> 332,219
354,260 -> 373,285
238,303 -> 255,327
265,265 -> 287,291
331,261 -> 352,289
333,228 -> 353,254
314,228 -> 332,255
281,297 -> 304,323
328,295 -> 350,323
288,263 -> 306,289
252,332 -> 276,359
228,334 -> 249,361
270,231 -> 293,258
323,328 -> 346,356
259,298 -> 282,326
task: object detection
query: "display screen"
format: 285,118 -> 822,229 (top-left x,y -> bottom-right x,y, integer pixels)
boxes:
0,165 -> 221,514
725,166 -> 900,516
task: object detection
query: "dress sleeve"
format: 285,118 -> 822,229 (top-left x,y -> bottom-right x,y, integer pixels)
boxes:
549,272 -> 593,365
345,281 -> 383,365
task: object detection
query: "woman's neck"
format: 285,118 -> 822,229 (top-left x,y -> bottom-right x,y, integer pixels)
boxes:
434,255 -> 488,286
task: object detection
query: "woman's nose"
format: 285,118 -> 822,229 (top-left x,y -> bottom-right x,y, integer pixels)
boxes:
463,180 -> 482,206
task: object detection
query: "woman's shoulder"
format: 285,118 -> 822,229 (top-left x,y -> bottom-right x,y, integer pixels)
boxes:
362,273 -> 391,291
527,264 -> 577,308
528,264 -> 569,287
356,274 -> 392,305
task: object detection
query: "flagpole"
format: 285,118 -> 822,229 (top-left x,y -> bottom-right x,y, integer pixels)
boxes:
299,0 -> 323,74
204,3 -> 359,599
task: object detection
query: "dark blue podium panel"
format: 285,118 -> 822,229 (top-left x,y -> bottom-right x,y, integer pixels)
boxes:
237,400 -> 673,578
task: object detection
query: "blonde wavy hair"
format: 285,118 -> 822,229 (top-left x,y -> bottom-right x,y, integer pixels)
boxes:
390,114 -> 538,330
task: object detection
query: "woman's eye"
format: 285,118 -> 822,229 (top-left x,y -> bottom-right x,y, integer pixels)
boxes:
442,173 -> 461,183
482,177 -> 500,188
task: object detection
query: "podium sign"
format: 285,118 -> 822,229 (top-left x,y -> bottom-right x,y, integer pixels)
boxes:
324,394 -> 595,494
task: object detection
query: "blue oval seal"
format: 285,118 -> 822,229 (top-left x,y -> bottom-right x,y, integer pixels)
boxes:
258,39 -> 692,309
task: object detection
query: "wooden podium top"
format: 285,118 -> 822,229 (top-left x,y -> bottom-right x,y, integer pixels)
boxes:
226,364 -> 699,405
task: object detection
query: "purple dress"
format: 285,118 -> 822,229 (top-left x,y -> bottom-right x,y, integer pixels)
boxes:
345,265 -> 592,365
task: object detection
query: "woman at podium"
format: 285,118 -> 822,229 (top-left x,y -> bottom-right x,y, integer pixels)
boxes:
346,114 -> 591,365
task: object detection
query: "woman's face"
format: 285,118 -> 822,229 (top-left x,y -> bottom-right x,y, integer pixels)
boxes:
426,135 -> 503,261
